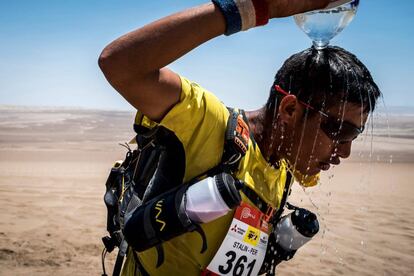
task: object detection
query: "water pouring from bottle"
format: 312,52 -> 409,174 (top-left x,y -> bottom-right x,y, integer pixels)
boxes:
294,0 -> 360,49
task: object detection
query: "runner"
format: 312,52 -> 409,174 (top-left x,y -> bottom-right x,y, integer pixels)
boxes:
98,0 -> 381,275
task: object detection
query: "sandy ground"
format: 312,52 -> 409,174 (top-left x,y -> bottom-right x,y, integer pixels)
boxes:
0,106 -> 413,275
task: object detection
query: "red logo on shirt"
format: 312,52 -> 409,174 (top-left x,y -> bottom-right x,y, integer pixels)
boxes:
235,202 -> 262,227
241,207 -> 256,220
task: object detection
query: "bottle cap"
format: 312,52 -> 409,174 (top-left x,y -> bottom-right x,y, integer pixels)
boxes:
291,208 -> 319,238
215,173 -> 242,209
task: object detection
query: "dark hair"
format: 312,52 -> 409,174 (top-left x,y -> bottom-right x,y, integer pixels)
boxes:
266,46 -> 381,116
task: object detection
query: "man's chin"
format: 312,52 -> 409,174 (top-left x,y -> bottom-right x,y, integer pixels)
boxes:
283,160 -> 322,178
293,169 -> 320,187
304,162 -> 334,175
298,166 -> 321,177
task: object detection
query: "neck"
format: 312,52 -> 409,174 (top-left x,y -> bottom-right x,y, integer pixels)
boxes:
245,107 -> 284,166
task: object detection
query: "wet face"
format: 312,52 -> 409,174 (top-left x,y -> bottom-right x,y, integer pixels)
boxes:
284,103 -> 368,176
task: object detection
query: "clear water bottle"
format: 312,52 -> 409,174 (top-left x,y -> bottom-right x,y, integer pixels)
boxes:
185,173 -> 243,223
123,173 -> 243,252
275,208 -> 319,251
294,0 -> 360,49
259,206 -> 319,274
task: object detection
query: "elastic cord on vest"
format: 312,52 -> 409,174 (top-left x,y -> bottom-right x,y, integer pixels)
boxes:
212,0 -> 269,35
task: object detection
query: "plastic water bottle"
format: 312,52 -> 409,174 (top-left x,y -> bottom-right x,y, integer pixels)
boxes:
185,173 -> 243,223
275,207 -> 319,252
294,0 -> 360,49
124,173 -> 243,253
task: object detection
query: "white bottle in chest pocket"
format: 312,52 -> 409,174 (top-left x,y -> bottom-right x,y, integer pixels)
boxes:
185,173 -> 243,223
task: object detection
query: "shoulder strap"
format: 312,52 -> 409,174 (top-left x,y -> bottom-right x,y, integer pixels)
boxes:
190,108 -> 250,183
222,107 -> 250,170
224,108 -> 294,221
272,171 -> 293,222
191,107 -> 293,223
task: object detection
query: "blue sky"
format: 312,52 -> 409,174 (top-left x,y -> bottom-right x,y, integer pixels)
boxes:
0,0 -> 413,111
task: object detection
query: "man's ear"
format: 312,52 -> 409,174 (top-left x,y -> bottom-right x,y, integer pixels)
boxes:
278,95 -> 301,125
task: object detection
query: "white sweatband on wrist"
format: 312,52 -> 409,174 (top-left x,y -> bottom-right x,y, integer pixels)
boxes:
235,0 -> 256,31
212,0 -> 270,35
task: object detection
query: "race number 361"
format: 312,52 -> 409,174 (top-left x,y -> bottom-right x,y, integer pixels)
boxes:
205,203 -> 268,276
217,250 -> 256,276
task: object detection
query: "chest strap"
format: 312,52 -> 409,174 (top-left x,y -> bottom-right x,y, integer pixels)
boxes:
241,171 -> 293,223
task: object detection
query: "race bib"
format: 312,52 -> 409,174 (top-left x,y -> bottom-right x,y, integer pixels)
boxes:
203,202 -> 269,276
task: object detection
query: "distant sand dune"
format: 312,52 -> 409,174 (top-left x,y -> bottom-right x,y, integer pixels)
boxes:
0,106 -> 413,275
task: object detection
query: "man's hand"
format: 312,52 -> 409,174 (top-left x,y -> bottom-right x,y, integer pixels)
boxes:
268,0 -> 330,18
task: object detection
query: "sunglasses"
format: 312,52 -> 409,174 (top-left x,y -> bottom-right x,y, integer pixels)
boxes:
274,85 -> 365,143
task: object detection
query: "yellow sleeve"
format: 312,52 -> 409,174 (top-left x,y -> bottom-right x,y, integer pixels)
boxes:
134,76 -> 230,183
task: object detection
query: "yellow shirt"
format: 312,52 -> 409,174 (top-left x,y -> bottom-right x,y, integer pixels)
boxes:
122,76 -> 290,276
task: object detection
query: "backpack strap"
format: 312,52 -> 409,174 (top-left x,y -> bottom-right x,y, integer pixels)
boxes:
193,107 -> 288,220
258,171 -> 294,276
221,108 -> 250,172
224,108 -> 290,221
271,171 -> 293,223
191,107 -> 250,182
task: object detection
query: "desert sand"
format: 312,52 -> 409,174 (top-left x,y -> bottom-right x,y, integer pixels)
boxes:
0,106 -> 413,275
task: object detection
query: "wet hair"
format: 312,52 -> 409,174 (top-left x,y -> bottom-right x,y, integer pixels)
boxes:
266,46 -> 381,117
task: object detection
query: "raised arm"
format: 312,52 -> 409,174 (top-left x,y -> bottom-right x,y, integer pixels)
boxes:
98,0 -> 329,122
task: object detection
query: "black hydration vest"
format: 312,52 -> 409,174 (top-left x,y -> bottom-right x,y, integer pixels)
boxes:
101,108 -> 292,276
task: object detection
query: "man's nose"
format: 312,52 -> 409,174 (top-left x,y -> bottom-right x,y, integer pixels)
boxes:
336,141 -> 352,159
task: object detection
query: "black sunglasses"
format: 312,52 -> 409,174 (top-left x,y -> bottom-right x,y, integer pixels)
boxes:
274,85 -> 365,143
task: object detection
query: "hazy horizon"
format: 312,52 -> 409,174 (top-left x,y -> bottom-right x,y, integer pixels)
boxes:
1,103 -> 414,114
